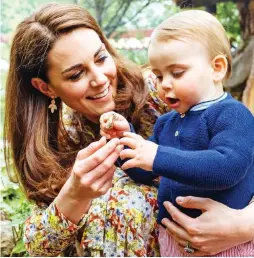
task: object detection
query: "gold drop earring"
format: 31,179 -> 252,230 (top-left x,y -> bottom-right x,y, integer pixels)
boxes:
49,97 -> 57,113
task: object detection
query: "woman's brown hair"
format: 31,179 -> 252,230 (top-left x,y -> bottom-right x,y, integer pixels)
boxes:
4,3 -> 152,205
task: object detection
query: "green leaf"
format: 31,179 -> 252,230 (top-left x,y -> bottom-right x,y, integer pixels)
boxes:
11,238 -> 26,255
8,219 -> 26,226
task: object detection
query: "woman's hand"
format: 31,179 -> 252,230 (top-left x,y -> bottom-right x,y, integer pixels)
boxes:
119,132 -> 158,171
55,136 -> 122,224
162,196 -> 254,256
100,111 -> 130,139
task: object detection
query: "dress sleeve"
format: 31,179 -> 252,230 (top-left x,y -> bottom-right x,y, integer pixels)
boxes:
24,201 -> 88,257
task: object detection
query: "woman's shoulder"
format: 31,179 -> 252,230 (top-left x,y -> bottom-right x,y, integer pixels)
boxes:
58,104 -> 82,151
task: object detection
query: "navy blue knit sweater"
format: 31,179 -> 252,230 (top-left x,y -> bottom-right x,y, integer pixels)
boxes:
124,93 -> 254,224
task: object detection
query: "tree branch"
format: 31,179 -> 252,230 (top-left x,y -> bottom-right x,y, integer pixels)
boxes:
103,0 -> 130,35
105,0 -> 154,37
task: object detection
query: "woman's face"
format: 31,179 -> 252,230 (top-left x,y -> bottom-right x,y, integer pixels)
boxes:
47,28 -> 117,123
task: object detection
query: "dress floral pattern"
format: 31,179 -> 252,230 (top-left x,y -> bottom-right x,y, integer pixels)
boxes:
24,169 -> 159,257
24,71 -> 167,257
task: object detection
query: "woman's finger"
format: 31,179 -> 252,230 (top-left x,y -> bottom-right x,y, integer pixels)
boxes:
177,246 -> 207,257
89,166 -> 116,195
76,136 -> 107,160
176,196 -> 221,212
163,201 -> 196,230
98,176 -> 114,195
81,145 -> 122,184
173,236 -> 199,250
161,218 -> 191,241
74,138 -> 120,176
189,250 -> 207,257
119,137 -> 136,149
120,148 -> 136,160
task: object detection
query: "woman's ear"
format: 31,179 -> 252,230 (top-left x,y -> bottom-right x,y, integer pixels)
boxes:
31,78 -> 56,98
211,55 -> 228,83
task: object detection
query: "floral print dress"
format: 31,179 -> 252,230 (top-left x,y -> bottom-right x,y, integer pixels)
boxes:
24,71 -> 168,257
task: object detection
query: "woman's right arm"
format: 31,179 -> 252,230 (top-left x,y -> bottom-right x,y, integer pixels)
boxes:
24,137 -> 121,256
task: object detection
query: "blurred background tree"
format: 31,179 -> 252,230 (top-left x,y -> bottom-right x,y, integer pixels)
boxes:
0,0 -> 252,256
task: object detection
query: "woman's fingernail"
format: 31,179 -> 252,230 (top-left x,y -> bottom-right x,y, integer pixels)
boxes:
176,197 -> 184,203
116,145 -> 123,152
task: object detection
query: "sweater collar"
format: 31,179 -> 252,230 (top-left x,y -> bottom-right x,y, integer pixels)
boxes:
190,92 -> 228,112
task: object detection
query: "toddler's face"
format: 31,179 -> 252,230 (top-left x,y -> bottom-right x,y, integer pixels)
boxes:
148,38 -> 219,114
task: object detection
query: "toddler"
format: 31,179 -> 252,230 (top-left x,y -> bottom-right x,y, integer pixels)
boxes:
100,10 -> 254,256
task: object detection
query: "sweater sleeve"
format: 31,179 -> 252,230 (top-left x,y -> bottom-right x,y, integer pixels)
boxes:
153,103 -> 254,190
24,201 -> 88,256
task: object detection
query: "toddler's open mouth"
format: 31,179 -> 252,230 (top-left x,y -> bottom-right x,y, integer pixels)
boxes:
166,97 -> 180,109
168,97 -> 180,104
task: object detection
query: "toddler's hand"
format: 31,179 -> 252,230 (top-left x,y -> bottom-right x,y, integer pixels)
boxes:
119,132 -> 158,171
100,111 -> 130,139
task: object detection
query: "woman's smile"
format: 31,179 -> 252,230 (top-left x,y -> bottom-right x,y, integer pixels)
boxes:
87,86 -> 110,100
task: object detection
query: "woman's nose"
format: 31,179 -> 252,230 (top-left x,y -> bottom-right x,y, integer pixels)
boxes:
90,67 -> 107,87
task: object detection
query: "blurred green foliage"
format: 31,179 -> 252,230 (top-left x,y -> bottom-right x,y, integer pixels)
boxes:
0,146 -> 33,256
216,2 -> 242,48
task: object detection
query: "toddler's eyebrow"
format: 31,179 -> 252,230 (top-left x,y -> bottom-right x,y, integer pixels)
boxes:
152,64 -> 189,73
166,64 -> 189,69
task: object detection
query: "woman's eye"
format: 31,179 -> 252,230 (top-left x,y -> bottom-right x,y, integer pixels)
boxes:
172,70 -> 185,78
69,71 -> 83,81
97,55 -> 108,63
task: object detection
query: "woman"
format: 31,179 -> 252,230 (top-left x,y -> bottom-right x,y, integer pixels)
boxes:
4,3 -> 253,257
4,3 -> 165,256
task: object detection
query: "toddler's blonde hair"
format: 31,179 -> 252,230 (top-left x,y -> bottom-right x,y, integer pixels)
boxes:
151,10 -> 232,79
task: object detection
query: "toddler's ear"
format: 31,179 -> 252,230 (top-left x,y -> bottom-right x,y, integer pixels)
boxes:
31,78 -> 56,98
211,55 -> 228,83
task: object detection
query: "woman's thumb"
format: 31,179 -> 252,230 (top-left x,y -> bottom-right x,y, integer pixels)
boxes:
176,196 -> 216,211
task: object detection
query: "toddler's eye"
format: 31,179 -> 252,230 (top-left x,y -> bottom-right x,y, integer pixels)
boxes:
156,75 -> 163,81
172,70 -> 184,78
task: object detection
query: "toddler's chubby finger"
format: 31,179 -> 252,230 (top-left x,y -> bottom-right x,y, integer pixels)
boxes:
122,132 -> 141,139
120,148 -> 136,160
121,159 -> 136,170
119,137 -> 136,149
